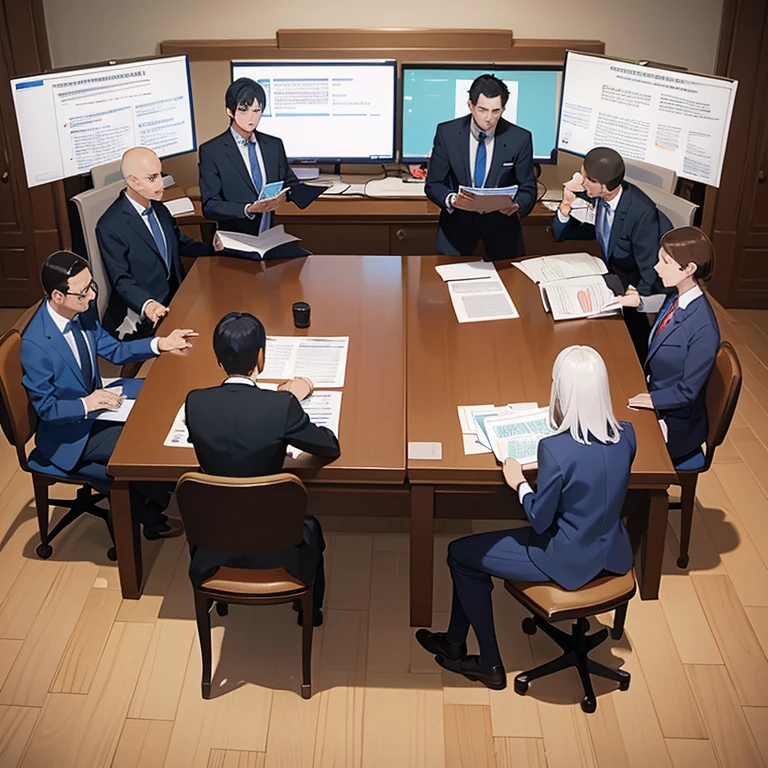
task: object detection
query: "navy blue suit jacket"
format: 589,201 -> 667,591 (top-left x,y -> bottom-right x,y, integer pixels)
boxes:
198,129 -> 299,236
20,303 -> 155,471
550,182 -> 672,295
425,115 -> 536,261
522,424 -> 636,590
96,190 -> 213,336
646,292 -> 720,461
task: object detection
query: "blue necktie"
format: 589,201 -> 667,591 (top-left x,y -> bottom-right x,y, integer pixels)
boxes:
474,131 -> 487,188
142,207 -> 170,271
597,200 -> 611,259
246,140 -> 263,196
66,316 -> 94,389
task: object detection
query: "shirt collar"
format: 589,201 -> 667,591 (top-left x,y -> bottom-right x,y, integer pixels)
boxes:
677,284 -> 703,310
230,125 -> 255,146
469,120 -> 495,142
45,299 -> 74,334
603,186 -> 622,212
224,375 -> 256,386
126,192 -> 150,217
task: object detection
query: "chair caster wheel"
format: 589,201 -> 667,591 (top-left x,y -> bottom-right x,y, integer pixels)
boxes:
36,543 -> 53,560
522,617 -> 537,635
107,547 -> 117,562
677,555 -> 689,569
216,602 -> 229,617
581,696 -> 597,713
514,675 -> 529,695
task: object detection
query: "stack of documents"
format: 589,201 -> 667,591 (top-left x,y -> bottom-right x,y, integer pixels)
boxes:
513,253 -> 619,321
436,262 -> 519,324
458,403 -> 550,464
457,185 -> 519,213
163,197 -> 195,217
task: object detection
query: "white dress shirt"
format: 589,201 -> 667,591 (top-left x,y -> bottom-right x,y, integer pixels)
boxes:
230,126 -> 271,233
445,121 -> 496,212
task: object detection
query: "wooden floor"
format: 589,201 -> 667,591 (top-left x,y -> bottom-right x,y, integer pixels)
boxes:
1,300 -> 768,768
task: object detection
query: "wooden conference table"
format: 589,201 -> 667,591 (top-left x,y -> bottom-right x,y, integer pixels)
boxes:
108,255 -> 676,626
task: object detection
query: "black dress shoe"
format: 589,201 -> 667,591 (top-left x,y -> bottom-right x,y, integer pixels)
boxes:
143,518 -> 184,541
436,654 -> 507,690
415,630 -> 467,660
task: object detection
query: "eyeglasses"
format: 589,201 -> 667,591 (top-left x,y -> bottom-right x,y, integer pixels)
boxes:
63,279 -> 98,300
137,173 -> 161,183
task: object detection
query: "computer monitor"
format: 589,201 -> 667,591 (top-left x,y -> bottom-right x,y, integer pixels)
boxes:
230,60 -> 397,163
10,55 -> 196,188
401,64 -> 562,163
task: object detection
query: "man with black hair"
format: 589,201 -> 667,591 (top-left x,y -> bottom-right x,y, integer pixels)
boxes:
198,78 -> 299,236
184,312 -> 340,625
20,251 -> 197,539
551,146 -> 672,359
425,73 -> 537,261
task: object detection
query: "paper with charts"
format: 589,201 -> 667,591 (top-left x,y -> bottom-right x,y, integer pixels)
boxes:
447,273 -> 519,323
458,402 -> 539,456
513,252 -> 607,284
540,276 -> 619,321
483,407 -> 553,464
258,336 -> 349,388
163,387 -> 341,456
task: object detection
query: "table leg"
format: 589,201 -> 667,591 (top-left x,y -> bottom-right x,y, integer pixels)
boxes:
112,480 -> 143,599
410,484 -> 435,627
639,488 -> 668,600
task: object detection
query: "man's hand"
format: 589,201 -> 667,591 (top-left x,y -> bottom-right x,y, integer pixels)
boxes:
83,389 -> 123,413
499,202 -> 520,217
158,328 -> 198,352
246,189 -> 287,215
628,393 -> 654,410
277,376 -> 314,401
453,190 -> 475,212
145,300 -> 168,326
502,457 -> 526,490
246,200 -> 270,215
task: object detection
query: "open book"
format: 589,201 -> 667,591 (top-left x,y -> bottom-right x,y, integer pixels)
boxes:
213,225 -> 310,261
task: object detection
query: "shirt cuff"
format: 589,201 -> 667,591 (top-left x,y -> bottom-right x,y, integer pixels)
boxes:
150,338 -> 161,356
244,204 -> 255,220
445,193 -> 457,213
80,397 -> 88,417
556,208 -> 570,224
517,482 -> 533,504
140,299 -> 155,320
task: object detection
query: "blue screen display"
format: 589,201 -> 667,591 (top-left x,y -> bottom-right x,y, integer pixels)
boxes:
401,66 -> 561,162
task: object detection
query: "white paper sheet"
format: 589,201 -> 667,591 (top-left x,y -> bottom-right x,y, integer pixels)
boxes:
483,407 -> 552,463
408,442 -> 443,460
463,433 -> 491,455
94,398 -> 135,422
435,261 -> 497,282
259,336 -> 349,388
513,253 -> 607,284
541,276 -> 619,321
163,197 -> 195,216
457,404 -> 495,435
447,277 -> 519,323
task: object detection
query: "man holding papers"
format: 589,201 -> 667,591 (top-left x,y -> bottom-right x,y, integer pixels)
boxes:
185,312 -> 341,626
425,74 -> 536,261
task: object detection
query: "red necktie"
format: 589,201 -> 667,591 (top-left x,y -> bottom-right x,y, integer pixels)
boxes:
654,297 -> 679,339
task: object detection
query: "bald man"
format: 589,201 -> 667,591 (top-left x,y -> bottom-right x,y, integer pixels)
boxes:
96,147 -> 214,339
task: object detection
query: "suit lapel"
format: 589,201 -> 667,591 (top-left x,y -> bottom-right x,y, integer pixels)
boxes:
646,295 -> 689,365
607,184 -> 630,258
121,192 -> 161,256
456,116 -> 472,187
41,306 -> 89,389
257,133 -> 277,183
222,132 -> 257,194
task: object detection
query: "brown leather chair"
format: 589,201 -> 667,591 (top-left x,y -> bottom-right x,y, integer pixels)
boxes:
175,471 -> 316,700
505,569 -> 636,713
674,341 -> 742,568
0,327 -> 115,560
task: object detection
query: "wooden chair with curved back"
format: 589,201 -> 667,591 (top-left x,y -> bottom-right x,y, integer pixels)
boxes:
175,471 -> 317,700
673,341 -> 742,568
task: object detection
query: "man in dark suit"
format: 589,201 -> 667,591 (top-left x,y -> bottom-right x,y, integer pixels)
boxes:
425,74 -> 537,261
96,147 -> 214,339
185,312 -> 340,626
551,146 -> 673,359
199,78 -> 300,237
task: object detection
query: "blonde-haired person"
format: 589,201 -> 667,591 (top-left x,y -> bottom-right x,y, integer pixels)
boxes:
619,226 -> 720,470
416,347 -> 635,690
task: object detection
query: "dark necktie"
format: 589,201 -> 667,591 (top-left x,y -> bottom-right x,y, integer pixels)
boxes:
142,207 -> 170,271
66,316 -> 94,389
474,131 -> 487,188
597,199 -> 611,259
654,297 -> 679,339
246,140 -> 263,196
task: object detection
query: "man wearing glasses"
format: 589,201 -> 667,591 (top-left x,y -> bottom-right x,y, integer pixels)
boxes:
96,147 -> 213,340
20,251 -> 197,539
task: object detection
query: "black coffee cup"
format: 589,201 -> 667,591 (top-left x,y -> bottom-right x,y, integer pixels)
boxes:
292,301 -> 311,328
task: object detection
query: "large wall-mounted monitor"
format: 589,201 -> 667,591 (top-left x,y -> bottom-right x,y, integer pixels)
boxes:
230,60 -> 397,163
401,64 -> 562,164
10,55 -> 196,188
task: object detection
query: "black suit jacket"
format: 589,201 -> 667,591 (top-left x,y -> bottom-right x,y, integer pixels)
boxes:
551,181 -> 673,295
96,190 -> 213,337
198,129 -> 300,236
425,115 -> 537,261
184,382 -> 341,586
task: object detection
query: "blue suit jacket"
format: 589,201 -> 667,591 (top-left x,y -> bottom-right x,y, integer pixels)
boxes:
20,303 -> 155,471
550,182 -> 672,295
198,129 -> 299,236
646,292 -> 720,461
522,424 -> 636,590
425,115 -> 536,261
96,190 -> 213,336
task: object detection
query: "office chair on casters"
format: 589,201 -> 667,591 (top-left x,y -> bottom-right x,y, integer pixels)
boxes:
0,328 -> 116,562
673,341 -> 742,569
175,472 -> 316,700
505,569 -> 636,713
